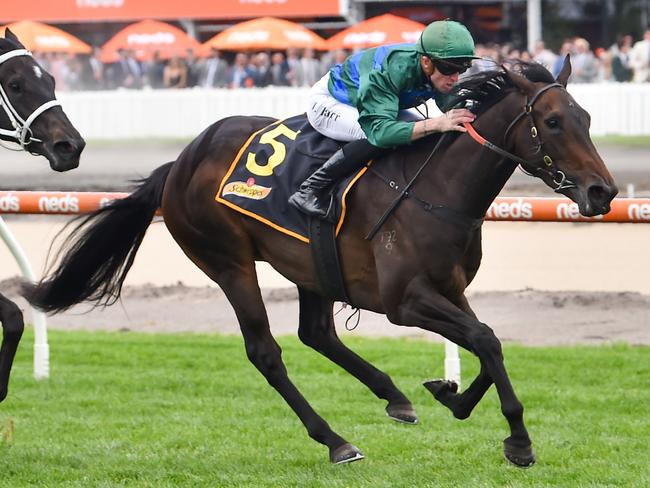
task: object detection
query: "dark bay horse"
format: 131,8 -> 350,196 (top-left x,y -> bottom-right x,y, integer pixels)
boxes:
23,58 -> 616,466
0,29 -> 85,402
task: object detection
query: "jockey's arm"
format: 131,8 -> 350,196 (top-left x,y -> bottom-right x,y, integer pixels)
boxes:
359,105 -> 476,146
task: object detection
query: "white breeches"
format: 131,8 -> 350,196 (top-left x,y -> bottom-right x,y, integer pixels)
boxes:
306,74 -> 425,143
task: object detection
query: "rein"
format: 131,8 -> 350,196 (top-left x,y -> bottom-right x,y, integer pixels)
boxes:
0,49 -> 62,151
365,133 -> 448,241
463,82 -> 576,193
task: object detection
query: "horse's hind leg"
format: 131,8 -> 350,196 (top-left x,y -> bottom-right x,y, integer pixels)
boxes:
297,287 -> 417,424
0,293 -> 25,402
216,267 -> 363,464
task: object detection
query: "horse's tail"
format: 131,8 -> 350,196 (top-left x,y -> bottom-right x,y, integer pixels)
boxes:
22,162 -> 174,313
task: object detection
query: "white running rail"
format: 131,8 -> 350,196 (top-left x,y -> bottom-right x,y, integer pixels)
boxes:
0,216 -> 48,379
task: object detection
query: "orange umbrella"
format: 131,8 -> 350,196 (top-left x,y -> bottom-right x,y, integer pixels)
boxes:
326,14 -> 425,50
200,17 -> 326,52
2,20 -> 91,54
100,20 -> 201,63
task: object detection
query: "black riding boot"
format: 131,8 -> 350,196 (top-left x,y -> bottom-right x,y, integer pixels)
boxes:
288,139 -> 382,221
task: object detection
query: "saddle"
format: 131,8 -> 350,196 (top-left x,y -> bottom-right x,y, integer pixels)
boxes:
216,114 -> 368,243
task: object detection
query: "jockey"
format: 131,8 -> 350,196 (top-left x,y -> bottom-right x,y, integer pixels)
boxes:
289,19 -> 479,220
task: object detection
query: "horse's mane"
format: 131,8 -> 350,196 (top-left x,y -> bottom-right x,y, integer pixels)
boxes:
440,61 -> 556,115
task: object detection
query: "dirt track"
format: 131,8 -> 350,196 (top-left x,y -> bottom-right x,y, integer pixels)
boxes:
0,142 -> 647,345
5,279 -> 648,346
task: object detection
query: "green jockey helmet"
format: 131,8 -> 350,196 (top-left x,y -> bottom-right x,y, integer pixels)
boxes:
417,20 -> 478,61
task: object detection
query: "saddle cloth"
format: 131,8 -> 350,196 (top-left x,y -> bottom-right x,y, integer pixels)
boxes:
215,114 -> 369,243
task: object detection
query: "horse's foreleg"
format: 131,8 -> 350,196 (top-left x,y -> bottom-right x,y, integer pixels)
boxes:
297,287 -> 417,424
219,271 -> 363,464
393,289 -> 534,467
423,294 -> 493,420
423,363 -> 492,420
0,293 -> 24,402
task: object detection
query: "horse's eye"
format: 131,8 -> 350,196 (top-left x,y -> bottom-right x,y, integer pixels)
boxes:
8,81 -> 21,93
544,117 -> 559,129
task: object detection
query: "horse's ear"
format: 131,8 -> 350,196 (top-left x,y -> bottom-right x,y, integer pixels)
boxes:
555,54 -> 571,87
4,28 -> 25,48
505,67 -> 536,97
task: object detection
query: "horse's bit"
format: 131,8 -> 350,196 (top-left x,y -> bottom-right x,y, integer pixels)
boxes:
464,82 -> 577,192
0,49 -> 62,151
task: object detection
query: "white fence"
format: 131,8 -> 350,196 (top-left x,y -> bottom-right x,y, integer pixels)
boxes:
59,87 -> 310,140
57,83 -> 650,140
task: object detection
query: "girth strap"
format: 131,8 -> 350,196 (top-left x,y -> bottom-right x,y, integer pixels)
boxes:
308,218 -> 350,304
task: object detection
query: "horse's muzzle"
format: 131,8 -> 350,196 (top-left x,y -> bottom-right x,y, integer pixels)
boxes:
580,181 -> 618,216
44,136 -> 85,172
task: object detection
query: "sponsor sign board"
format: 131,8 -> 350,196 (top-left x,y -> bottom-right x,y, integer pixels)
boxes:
0,0 -> 342,22
0,192 -> 648,223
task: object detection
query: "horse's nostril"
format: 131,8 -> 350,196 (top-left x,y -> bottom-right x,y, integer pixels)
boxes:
53,140 -> 76,155
588,183 -> 617,207
588,185 -> 606,202
53,138 -> 84,158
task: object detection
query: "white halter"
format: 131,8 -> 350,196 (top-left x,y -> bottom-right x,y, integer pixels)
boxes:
0,49 -> 61,151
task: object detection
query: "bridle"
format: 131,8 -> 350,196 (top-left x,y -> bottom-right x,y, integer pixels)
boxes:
0,48 -> 62,151
463,82 -> 577,192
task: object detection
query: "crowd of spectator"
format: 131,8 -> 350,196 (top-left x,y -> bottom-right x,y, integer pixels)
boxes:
471,29 -> 650,84
32,28 -> 650,91
32,45 -> 350,91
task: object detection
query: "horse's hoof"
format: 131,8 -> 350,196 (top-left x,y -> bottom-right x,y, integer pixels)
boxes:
423,379 -> 458,399
503,438 -> 536,468
330,443 -> 365,464
386,402 -> 419,424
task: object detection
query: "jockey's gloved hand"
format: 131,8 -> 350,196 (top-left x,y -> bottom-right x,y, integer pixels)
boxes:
435,108 -> 476,133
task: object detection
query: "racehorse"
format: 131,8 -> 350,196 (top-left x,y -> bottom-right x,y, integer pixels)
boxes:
0,29 -> 85,402
23,58 -> 616,467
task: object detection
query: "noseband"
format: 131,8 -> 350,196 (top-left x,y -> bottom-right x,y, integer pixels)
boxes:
464,82 -> 577,192
0,49 -> 62,151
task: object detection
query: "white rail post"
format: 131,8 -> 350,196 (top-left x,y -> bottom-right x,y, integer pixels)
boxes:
0,216 -> 49,379
444,339 -> 461,388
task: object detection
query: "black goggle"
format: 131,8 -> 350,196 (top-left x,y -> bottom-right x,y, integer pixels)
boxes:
433,59 -> 471,76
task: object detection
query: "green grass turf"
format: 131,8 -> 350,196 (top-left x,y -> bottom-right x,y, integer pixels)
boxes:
0,330 -> 648,487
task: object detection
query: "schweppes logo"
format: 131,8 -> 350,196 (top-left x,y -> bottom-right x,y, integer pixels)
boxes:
222,178 -> 272,200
